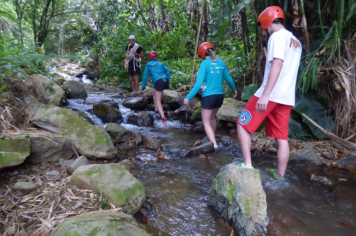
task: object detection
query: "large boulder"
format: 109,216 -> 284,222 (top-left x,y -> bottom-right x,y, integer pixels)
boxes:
30,104 -> 116,159
123,97 -> 148,109
31,74 -> 64,106
93,103 -> 122,123
0,136 -> 30,170
51,212 -> 151,236
105,123 -> 142,146
27,135 -> 74,163
183,142 -> 214,157
209,164 -> 269,235
162,90 -> 179,103
289,149 -> 324,166
70,164 -> 145,214
86,59 -> 98,79
63,80 -> 88,98
216,98 -> 246,122
127,112 -> 154,127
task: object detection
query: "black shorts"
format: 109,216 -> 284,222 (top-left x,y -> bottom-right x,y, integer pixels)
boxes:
201,94 -> 224,109
128,64 -> 140,76
154,78 -> 169,91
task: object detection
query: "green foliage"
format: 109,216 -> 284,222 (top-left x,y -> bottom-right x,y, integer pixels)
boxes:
241,84 -> 258,101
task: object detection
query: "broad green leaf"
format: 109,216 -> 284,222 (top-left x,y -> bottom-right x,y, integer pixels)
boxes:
231,0 -> 254,15
0,84 -> 7,92
241,84 -> 258,101
346,2 -> 356,22
288,110 -> 313,140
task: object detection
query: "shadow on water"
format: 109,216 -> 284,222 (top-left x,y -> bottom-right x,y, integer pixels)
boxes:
67,92 -> 356,236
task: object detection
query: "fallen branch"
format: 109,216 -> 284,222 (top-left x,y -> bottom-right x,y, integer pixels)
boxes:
301,113 -> 356,151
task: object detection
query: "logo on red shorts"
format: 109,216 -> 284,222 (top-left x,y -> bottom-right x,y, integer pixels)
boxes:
239,110 -> 251,125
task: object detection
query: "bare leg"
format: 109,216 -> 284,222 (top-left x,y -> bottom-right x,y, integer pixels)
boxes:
237,124 -> 252,167
276,139 -> 290,177
210,108 -> 219,132
154,90 -> 164,119
202,108 -> 218,147
129,75 -> 135,92
133,74 -> 139,92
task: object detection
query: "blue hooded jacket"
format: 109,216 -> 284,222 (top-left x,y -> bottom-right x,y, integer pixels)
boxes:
142,60 -> 171,90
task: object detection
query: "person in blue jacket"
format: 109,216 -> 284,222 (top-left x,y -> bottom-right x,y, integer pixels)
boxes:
142,51 -> 171,124
184,42 -> 237,148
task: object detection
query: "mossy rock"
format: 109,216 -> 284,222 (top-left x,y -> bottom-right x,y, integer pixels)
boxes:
105,123 -> 142,146
70,164 -> 145,215
208,164 -> 269,235
31,74 -> 65,106
93,103 -> 123,123
127,112 -> 154,127
51,212 -> 151,236
31,104 -> 116,159
0,136 -> 30,170
63,80 -> 88,98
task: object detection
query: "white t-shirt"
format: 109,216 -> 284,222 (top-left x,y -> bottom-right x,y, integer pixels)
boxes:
254,28 -> 302,106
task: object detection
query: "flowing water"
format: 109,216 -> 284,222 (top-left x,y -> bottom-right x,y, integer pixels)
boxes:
66,91 -> 356,236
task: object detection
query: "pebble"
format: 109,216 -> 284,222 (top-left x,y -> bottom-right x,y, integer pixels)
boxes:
46,170 -> 61,179
14,182 -> 37,190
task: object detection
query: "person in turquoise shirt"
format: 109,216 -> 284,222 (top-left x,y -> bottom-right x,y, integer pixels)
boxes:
184,42 -> 237,148
142,51 -> 171,124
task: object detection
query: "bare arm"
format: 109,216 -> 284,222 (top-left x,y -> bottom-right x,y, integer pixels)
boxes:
134,50 -> 144,58
256,58 -> 283,112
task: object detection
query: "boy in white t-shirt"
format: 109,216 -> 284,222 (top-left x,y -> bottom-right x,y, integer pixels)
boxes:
236,6 -> 302,180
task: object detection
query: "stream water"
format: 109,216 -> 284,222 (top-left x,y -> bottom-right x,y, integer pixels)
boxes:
66,91 -> 356,236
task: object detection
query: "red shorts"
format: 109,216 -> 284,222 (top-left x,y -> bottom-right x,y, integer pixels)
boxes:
237,96 -> 293,140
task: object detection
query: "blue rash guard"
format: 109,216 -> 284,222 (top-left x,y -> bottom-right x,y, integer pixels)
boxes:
142,60 -> 171,90
186,58 -> 236,100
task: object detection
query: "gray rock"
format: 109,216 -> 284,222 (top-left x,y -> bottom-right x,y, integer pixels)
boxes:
265,147 -> 278,154
93,103 -> 123,123
59,158 -> 74,168
209,164 -> 269,236
14,182 -> 37,190
143,135 -> 162,150
127,112 -> 154,127
336,156 -> 356,166
71,164 -> 145,214
105,123 -> 142,146
31,74 -> 65,106
127,92 -> 140,97
322,152 -> 333,160
0,136 -> 30,170
67,156 -> 89,174
311,174 -> 334,186
30,104 -> 116,159
183,142 -> 215,157
63,80 -> 88,98
193,125 -> 205,132
162,90 -> 179,103
27,135 -> 74,163
50,212 -> 151,236
52,73 -> 67,85
46,170 -> 60,179
123,97 -> 148,109
216,98 -> 246,122
75,111 -> 94,124
289,149 -> 324,166
85,97 -> 111,104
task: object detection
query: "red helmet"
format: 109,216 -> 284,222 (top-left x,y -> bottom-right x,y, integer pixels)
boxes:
148,51 -> 157,61
198,42 -> 214,58
257,6 -> 284,30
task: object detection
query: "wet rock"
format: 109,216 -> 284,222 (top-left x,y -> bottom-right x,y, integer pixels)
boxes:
136,153 -> 156,162
209,164 -> 269,235
162,90 -> 179,103
46,170 -> 60,179
85,96 -> 111,105
310,174 -> 334,186
0,136 -> 30,170
188,96 -> 200,107
70,164 -> 145,214
14,182 -> 37,190
193,125 -> 205,132
216,98 -> 246,122
93,103 -> 123,123
119,159 -> 133,172
67,156 -> 89,174
336,156 -> 356,166
30,104 -> 116,159
289,149 -> 324,166
168,97 -> 184,110
127,92 -> 140,97
183,142 -> 215,157
27,135 -> 74,164
127,112 -> 154,127
63,80 -> 88,98
193,140 -> 202,147
51,212 -> 151,236
105,123 -> 142,146
157,168 -> 177,175
265,147 -> 278,154
123,97 -> 148,109
143,135 -> 162,150
31,74 -> 65,106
